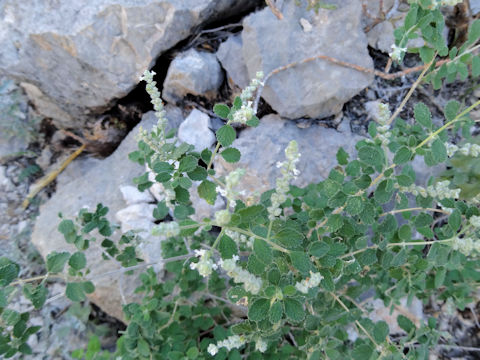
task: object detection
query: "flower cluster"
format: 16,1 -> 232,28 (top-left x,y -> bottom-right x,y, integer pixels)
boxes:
207,335 -> 247,356
231,71 -> 264,125
151,221 -> 180,238
189,249 -> 217,278
139,70 -> 167,130
446,142 -> 480,157
397,180 -> 460,200
376,103 -> 392,146
225,229 -> 254,248
451,236 -> 480,256
294,271 -> 323,294
219,255 -> 263,294
138,70 -> 169,161
389,44 -> 407,62
469,215 -> 480,228
217,168 -> 246,206
214,209 -> 231,226
268,140 -> 301,220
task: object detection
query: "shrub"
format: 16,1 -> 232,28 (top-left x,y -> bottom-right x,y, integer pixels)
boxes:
1,2 -> 480,359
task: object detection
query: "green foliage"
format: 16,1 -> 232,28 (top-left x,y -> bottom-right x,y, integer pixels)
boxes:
1,5 -> 480,359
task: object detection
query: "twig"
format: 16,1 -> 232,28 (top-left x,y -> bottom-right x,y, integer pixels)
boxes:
266,0 -> 284,20
22,144 -> 86,209
386,54 -> 436,125
253,54 -> 449,114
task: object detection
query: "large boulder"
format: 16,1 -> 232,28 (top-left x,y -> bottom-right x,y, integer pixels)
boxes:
241,0 -> 373,119
31,107 -> 183,321
214,114 -> 363,197
0,0 -> 257,129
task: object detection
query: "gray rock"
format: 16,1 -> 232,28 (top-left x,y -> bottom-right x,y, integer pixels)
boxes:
31,107 -> 182,321
242,0 -> 373,119
119,185 -> 154,205
472,0 -> 480,15
0,0 -> 256,129
216,34 -> 250,89
214,114 -> 363,197
367,21 -> 395,54
163,48 -> 223,103
0,78 -> 34,163
178,109 -> 216,152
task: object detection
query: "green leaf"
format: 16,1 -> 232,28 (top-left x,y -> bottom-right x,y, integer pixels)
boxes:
358,145 -> 384,168
352,344 -> 373,360
2,309 -> 20,326
274,228 -> 303,249
46,251 -> 70,273
213,104 -> 230,118
23,284 -> 47,309
269,301 -> 283,323
186,347 -> 199,359
246,115 -> 260,127
357,249 -> 377,266
308,241 -> 330,258
248,298 -> 270,321
467,19 -> 480,44
66,282 -> 87,302
472,56 -> 480,77
444,100 -> 460,121
336,147 -> 349,165
289,251 -> 312,275
434,267 -> 446,288
398,224 -> 411,242
373,321 -> 389,343
152,161 -> 174,173
284,298 -> 305,322
187,166 -> 207,181
448,209 -> 461,232
247,254 -> 265,275
431,139 -> 447,163
397,314 -> 415,333
0,260 -> 20,286
219,235 -> 237,259
414,102 -> 432,129
253,239 -> 272,265
326,214 -> 343,232
178,156 -> 198,173
153,202 -> 169,220
220,147 -> 241,163
216,125 -> 236,147
346,196 -> 363,216
197,180 -> 217,205
238,205 -> 264,223
68,252 -> 87,271
374,180 -> 394,204
393,146 -> 412,164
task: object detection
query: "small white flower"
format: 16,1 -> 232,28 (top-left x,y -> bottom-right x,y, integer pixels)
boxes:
389,44 -> 407,62
207,344 -> 218,356
255,338 -> 268,353
190,250 -> 217,277
214,209 -> 231,226
294,271 -> 323,294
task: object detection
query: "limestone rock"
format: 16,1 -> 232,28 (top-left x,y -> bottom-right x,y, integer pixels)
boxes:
31,107 -> 182,321
367,21 -> 396,54
0,0 -> 256,128
242,0 -> 373,119
119,185 -> 154,205
178,109 -> 216,152
216,34 -> 250,89
214,114 -> 363,198
163,48 -> 223,103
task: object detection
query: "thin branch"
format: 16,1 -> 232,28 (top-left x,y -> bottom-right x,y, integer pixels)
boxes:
266,0 -> 283,20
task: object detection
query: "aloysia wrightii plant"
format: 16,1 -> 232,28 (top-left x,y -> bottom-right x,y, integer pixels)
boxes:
2,1 -> 480,359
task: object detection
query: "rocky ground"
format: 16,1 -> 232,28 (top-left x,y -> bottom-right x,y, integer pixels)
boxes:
1,0 -> 480,358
